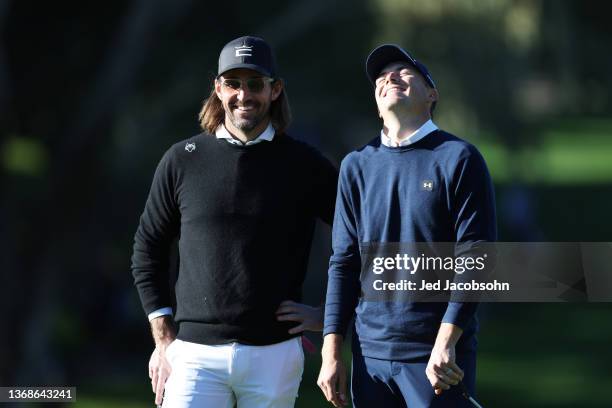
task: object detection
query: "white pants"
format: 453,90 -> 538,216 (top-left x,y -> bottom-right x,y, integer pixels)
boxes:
162,337 -> 304,408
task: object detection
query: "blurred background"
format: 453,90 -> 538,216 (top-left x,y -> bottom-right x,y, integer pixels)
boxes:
1,0 -> 611,406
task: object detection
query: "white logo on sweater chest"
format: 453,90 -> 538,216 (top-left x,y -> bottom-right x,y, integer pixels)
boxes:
185,142 -> 196,152
421,180 -> 434,191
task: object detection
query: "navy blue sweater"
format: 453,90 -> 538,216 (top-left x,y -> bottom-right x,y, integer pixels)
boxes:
323,130 -> 496,361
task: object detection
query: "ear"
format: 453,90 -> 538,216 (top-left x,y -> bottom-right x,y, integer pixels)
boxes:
214,79 -> 223,99
429,88 -> 439,103
270,79 -> 283,101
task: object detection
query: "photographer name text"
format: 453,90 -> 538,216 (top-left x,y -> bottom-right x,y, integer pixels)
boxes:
373,279 -> 510,291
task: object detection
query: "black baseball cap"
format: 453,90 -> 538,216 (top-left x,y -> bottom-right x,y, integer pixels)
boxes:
365,44 -> 436,89
217,36 -> 277,78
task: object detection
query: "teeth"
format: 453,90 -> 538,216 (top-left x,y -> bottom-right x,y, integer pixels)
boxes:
385,88 -> 403,96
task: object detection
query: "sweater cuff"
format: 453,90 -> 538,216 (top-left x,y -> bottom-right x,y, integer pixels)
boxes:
441,302 -> 477,329
323,324 -> 347,338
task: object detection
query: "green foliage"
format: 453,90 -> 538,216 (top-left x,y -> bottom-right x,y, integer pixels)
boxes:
1,137 -> 48,177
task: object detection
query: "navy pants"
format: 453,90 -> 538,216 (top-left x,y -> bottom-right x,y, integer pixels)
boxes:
351,352 -> 476,408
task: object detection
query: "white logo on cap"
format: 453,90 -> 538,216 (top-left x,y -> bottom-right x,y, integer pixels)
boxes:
235,45 -> 253,57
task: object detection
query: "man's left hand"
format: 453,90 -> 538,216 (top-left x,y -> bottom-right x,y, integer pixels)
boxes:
275,300 -> 323,334
425,343 -> 464,395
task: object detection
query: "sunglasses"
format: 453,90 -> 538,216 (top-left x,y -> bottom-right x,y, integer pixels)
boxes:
219,77 -> 275,93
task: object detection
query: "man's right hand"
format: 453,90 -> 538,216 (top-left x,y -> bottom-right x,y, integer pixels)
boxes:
317,334 -> 348,407
149,315 -> 176,406
149,343 -> 173,406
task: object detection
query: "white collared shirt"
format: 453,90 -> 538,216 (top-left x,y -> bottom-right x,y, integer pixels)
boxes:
215,122 -> 275,146
380,119 -> 438,147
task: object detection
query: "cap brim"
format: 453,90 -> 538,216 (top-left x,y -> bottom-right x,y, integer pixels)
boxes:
217,63 -> 273,78
366,44 -> 418,85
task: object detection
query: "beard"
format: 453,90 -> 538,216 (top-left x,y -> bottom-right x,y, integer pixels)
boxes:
227,101 -> 266,132
229,115 -> 259,131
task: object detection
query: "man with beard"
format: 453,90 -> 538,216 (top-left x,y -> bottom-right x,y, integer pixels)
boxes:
317,44 -> 496,407
132,36 -> 337,408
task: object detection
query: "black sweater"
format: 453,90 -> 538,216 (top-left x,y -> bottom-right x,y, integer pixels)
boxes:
131,133 -> 337,345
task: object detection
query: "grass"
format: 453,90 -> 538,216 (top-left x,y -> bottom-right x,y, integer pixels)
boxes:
74,304 -> 612,407
474,118 -> 612,184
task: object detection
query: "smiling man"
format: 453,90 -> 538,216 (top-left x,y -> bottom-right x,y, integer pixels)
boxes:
131,36 -> 337,408
318,44 -> 496,407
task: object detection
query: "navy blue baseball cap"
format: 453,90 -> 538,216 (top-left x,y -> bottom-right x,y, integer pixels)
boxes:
366,44 -> 436,89
218,36 -> 277,78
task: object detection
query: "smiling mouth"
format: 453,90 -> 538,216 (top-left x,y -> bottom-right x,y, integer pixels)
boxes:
384,87 -> 405,96
234,105 -> 257,113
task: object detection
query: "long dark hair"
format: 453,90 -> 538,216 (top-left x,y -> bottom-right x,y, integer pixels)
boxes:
198,79 -> 292,135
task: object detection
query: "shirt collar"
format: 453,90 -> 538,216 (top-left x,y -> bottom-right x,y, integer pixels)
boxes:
215,122 -> 275,146
380,119 -> 438,147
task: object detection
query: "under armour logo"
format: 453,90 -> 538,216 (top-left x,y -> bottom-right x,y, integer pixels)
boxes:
235,45 -> 253,57
185,142 -> 196,152
422,180 -> 433,191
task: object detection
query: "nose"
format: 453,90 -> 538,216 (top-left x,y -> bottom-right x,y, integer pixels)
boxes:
236,86 -> 251,101
384,70 -> 400,84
